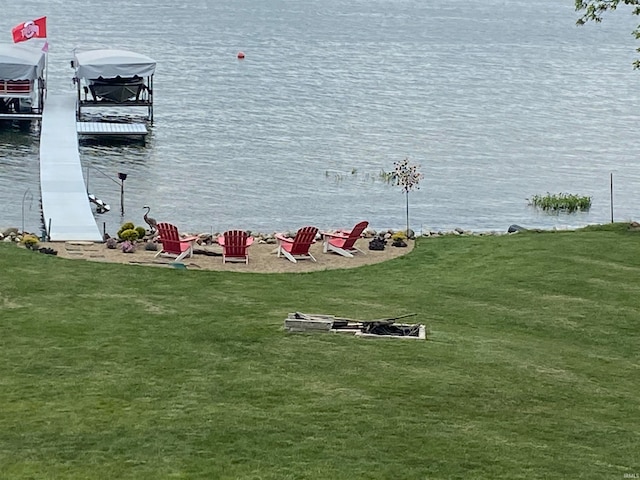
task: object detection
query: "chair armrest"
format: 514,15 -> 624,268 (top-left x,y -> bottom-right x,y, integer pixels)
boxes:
275,233 -> 294,244
321,231 -> 348,240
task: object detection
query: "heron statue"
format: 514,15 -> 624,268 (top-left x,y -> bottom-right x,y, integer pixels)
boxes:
143,205 -> 158,234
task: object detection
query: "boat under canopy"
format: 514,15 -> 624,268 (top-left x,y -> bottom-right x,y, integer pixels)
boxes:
0,43 -> 46,116
72,48 -> 155,121
89,76 -> 145,103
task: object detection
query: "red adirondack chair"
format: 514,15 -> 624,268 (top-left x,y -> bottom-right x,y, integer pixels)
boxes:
275,226 -> 319,263
321,221 -> 369,257
217,230 -> 254,264
155,222 -> 198,262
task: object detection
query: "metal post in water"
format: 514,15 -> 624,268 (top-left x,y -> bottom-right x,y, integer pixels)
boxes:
610,173 -> 614,223
118,173 -> 127,216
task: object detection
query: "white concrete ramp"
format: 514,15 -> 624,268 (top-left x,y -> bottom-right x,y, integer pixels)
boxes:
40,94 -> 102,241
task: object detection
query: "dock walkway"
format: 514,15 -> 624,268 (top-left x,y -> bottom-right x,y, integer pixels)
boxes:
40,94 -> 102,241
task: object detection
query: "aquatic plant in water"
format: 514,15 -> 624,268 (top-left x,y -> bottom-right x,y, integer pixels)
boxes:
528,193 -> 592,213
324,169 -> 395,185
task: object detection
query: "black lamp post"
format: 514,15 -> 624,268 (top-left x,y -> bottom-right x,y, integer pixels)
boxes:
118,172 -> 127,216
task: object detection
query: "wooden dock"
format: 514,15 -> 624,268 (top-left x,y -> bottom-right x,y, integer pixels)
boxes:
39,94 -> 103,241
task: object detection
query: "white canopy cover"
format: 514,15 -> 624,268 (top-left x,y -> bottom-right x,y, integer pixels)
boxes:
0,43 -> 46,80
73,49 -> 156,79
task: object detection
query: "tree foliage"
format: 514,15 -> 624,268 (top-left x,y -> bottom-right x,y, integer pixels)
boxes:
576,0 -> 640,67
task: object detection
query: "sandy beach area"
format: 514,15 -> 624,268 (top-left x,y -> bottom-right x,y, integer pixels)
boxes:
39,237 -> 414,274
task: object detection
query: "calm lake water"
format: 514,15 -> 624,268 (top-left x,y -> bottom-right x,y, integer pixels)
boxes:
1,0 -> 640,236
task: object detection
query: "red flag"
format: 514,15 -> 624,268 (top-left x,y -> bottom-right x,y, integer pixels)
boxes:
12,17 -> 47,43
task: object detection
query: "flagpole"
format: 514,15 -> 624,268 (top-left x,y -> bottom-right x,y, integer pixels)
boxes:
44,40 -> 48,101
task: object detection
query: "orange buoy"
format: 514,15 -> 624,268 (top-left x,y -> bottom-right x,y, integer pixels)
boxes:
237,51 -> 245,59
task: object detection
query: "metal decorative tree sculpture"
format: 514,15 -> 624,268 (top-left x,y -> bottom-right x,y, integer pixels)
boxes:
393,158 -> 424,235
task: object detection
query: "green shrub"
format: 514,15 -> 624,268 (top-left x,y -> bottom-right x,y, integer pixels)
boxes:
391,231 -> 408,247
117,222 -> 135,239
21,234 -> 39,249
135,226 -> 146,239
119,229 -> 139,242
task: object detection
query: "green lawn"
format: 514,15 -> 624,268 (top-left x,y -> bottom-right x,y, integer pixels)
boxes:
1,224 -> 639,479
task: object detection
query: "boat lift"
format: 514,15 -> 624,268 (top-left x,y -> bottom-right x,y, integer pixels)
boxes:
71,48 -> 155,125
0,43 -> 46,122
